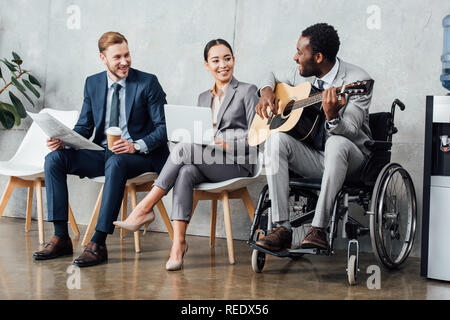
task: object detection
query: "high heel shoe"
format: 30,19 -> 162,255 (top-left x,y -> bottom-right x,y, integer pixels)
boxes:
165,244 -> 188,271
113,211 -> 155,232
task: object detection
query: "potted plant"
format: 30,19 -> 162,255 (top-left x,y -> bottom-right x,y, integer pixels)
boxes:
0,52 -> 41,129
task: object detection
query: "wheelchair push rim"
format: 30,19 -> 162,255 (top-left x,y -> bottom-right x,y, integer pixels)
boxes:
369,163 -> 417,269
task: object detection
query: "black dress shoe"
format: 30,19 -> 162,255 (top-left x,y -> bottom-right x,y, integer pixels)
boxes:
255,226 -> 292,251
73,242 -> 108,268
33,236 -> 73,260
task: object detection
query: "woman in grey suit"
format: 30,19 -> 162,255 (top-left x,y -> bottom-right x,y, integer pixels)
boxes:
114,39 -> 258,270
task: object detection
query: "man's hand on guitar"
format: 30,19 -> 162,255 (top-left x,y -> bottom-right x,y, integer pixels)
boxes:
255,87 -> 280,120
322,86 -> 346,121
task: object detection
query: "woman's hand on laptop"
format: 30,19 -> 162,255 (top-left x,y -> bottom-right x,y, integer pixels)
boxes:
110,139 -> 136,154
47,138 -> 63,151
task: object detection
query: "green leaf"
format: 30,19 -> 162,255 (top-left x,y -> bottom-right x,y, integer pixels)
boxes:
18,90 -> 35,107
0,102 -> 21,126
22,79 -> 40,98
12,52 -> 21,61
11,76 -> 26,92
0,65 -> 3,79
12,59 -> 23,66
0,107 -> 16,129
8,91 -> 27,118
1,59 -> 17,72
28,74 -> 42,88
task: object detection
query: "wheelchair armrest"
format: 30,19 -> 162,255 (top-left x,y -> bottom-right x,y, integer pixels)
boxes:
364,140 -> 392,151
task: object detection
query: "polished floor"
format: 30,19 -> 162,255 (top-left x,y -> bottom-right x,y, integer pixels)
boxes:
0,217 -> 449,300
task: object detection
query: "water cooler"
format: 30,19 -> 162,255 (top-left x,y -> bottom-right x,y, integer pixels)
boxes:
421,14 -> 450,281
421,95 -> 450,281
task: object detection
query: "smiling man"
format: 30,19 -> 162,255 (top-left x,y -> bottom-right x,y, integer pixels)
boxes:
33,32 -> 170,267
255,23 -> 373,252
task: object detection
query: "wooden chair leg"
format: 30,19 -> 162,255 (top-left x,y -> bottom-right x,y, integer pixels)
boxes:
0,177 -> 15,218
120,188 -> 128,239
240,187 -> 255,221
129,184 -> 141,253
221,192 -> 235,264
210,199 -> 217,248
155,200 -> 174,241
81,185 -> 104,247
34,179 -> 44,245
68,205 -> 80,236
25,186 -> 33,232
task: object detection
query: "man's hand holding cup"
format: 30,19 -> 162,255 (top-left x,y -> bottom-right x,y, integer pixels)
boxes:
106,127 -> 136,154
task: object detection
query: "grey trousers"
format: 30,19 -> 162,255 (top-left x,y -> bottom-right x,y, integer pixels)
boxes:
264,132 -> 366,228
154,142 -> 251,222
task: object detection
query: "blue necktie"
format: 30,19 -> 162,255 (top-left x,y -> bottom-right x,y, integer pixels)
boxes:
109,83 -> 122,127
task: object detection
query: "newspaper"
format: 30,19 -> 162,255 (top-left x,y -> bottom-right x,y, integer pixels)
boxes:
27,111 -> 104,151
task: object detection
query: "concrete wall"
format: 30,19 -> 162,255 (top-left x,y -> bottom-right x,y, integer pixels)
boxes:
1,0 -> 449,257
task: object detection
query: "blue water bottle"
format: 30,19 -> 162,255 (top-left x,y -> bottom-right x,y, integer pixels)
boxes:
442,14 -> 450,91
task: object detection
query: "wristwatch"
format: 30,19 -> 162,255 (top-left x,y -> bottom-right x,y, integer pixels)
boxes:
133,142 -> 141,153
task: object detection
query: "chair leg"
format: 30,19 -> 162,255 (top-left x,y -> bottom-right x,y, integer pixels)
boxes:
120,188 -> 128,239
155,200 -> 174,241
25,186 -> 33,232
240,188 -> 255,221
129,184 -> 141,253
210,199 -> 217,248
68,205 -> 80,236
81,185 -> 104,247
221,192 -> 235,264
0,177 -> 15,218
34,179 -> 44,245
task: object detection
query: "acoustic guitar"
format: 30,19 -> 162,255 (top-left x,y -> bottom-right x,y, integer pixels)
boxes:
247,80 -> 374,146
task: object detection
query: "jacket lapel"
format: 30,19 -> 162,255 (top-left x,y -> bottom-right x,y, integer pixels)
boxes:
96,72 -> 108,130
332,58 -> 346,88
125,68 -> 137,123
216,76 -> 238,129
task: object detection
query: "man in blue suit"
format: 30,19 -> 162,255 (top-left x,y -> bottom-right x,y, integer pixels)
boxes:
33,32 -> 170,267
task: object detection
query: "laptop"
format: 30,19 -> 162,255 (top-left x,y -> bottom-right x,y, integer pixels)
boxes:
164,104 -> 215,145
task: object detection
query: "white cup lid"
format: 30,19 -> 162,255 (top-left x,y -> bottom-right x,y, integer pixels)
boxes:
106,126 -> 122,136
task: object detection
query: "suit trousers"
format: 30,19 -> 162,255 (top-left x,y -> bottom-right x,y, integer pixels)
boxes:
44,149 -> 155,234
264,132 -> 365,228
154,142 -> 251,222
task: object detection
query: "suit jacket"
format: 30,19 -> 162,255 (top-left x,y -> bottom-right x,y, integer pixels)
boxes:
259,58 -> 373,157
73,68 -> 170,172
197,76 -> 259,174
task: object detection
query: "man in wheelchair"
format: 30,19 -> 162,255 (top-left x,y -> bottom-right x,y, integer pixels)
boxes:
254,23 -> 373,252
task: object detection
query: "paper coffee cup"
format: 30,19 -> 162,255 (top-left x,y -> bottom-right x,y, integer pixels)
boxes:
106,127 -> 122,149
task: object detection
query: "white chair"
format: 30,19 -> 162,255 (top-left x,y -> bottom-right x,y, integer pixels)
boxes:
0,108 -> 80,244
190,152 -> 264,264
81,172 -> 174,253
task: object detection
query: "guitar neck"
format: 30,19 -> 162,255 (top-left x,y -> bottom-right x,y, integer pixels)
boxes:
291,85 -> 343,111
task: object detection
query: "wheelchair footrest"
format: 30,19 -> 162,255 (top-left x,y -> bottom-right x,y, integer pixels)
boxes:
249,241 -> 327,257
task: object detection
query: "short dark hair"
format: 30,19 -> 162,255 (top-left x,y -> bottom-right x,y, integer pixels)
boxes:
203,39 -> 233,61
301,23 -> 340,62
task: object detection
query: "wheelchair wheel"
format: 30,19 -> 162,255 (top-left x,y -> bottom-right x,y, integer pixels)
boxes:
347,255 -> 358,285
251,249 -> 266,273
370,163 -> 417,269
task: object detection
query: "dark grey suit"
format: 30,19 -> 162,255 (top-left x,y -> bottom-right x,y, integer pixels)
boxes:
153,77 -> 259,221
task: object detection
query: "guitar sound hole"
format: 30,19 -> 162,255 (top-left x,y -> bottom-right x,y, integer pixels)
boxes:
282,100 -> 295,117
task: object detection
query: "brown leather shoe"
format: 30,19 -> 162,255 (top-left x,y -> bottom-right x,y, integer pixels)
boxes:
300,227 -> 329,250
33,236 -> 73,260
256,226 -> 292,251
73,242 -> 108,268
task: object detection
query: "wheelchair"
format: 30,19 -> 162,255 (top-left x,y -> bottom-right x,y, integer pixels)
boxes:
248,99 -> 417,285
